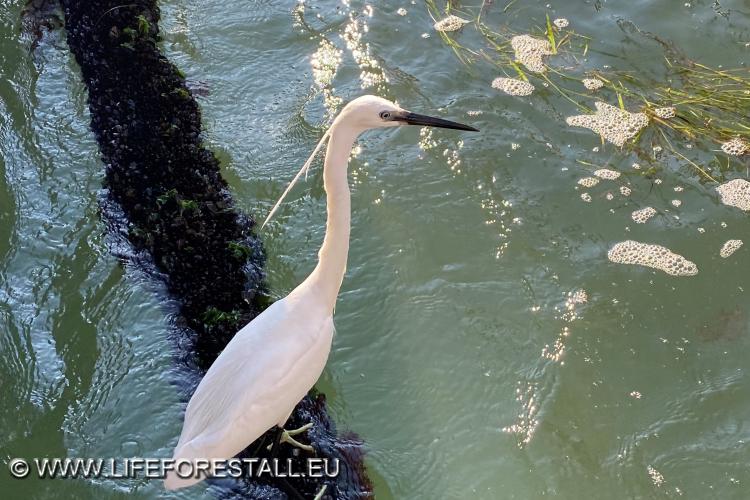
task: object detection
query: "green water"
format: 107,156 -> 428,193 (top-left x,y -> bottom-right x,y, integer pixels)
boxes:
2,0 -> 750,498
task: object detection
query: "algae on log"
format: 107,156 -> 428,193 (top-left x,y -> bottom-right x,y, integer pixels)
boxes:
59,0 -> 371,497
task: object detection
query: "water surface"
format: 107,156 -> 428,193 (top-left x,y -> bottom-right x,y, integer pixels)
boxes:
1,1 -> 749,498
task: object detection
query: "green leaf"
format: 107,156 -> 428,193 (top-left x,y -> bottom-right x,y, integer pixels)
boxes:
546,14 -> 557,54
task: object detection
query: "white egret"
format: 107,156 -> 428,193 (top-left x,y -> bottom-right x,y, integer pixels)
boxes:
165,95 -> 477,492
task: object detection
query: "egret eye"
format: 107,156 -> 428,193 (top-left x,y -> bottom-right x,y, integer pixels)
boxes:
379,111 -> 392,120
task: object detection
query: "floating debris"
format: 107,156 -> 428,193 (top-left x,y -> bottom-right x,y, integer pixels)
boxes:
608,240 -> 698,276
396,8 -> 407,16
511,34 -> 553,73
511,142 -> 521,150
629,391 -> 642,399
566,102 -> 649,147
467,110 -> 483,116
631,206 -> 656,223
716,178 -> 750,211
606,192 -> 614,200
582,78 -> 604,91
491,77 -> 535,96
720,239 -> 743,258
594,168 -> 621,180
620,186 -> 632,196
553,18 -> 569,29
580,192 -> 592,202
671,199 -> 682,207
674,186 -> 684,192
721,137 -> 749,156
578,176 -> 599,188
654,106 -> 676,119
434,15 -> 469,32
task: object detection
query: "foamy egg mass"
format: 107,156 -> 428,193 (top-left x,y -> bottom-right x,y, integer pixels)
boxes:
492,77 -> 535,96
608,240 -> 698,276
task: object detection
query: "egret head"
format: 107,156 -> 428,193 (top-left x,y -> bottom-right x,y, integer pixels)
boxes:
334,94 -> 478,133
261,95 -> 477,228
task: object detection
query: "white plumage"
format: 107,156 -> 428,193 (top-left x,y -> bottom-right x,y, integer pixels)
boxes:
165,95 -> 476,491
165,289 -> 332,489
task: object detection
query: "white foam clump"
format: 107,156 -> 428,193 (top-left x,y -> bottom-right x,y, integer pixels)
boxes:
511,35 -> 553,73
434,15 -> 469,32
654,106 -> 676,119
566,102 -> 649,147
577,176 -> 599,188
620,186 -> 632,196
580,192 -> 592,202
582,78 -> 604,91
716,178 -> 750,211
721,137 -> 749,156
720,239 -> 743,258
631,206 -> 656,223
594,168 -> 621,180
553,18 -> 569,29
608,240 -> 698,276
491,77 -> 535,96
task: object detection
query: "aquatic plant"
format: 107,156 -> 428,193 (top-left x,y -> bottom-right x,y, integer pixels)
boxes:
201,306 -> 241,326
228,241 -> 254,260
424,1 -> 750,182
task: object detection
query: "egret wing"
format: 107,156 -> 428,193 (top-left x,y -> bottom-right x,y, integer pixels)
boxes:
173,298 -> 332,461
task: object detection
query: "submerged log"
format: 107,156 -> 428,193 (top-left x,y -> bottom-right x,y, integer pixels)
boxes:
58,0 -> 371,497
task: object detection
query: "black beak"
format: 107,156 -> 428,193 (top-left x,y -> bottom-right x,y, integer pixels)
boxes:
395,111 -> 479,132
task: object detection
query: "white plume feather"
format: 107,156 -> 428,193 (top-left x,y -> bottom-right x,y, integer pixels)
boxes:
261,130 -> 331,230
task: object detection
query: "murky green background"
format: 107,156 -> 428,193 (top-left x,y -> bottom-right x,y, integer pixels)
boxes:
1,1 -> 749,498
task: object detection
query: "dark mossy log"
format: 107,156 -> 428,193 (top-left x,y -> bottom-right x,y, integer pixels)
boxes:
59,0 -> 371,497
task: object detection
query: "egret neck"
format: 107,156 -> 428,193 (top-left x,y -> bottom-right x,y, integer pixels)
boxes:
306,122 -> 358,311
